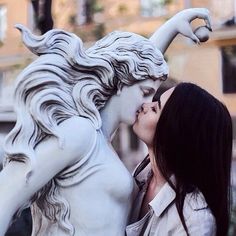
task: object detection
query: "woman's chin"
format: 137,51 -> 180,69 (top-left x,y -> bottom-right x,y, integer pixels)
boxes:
132,122 -> 138,134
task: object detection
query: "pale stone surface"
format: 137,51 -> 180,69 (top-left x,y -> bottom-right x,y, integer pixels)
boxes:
0,8 -> 210,236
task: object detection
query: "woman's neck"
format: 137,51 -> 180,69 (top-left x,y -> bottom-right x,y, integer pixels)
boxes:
139,148 -> 167,219
148,148 -> 166,188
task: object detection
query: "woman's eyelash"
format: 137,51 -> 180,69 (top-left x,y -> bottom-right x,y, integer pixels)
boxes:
152,107 -> 157,112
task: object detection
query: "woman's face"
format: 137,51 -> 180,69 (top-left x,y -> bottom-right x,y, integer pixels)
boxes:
118,79 -> 162,125
133,87 -> 175,147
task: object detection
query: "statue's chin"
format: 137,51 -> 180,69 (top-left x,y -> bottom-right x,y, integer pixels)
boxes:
123,116 -> 136,126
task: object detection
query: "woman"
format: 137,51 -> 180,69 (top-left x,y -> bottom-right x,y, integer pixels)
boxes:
127,83 -> 232,236
0,9 -> 211,236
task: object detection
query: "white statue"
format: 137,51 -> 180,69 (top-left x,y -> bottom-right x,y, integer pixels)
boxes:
0,8 -> 211,236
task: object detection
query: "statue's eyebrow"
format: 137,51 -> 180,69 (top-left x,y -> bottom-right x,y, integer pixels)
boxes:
141,86 -> 155,93
149,75 -> 167,82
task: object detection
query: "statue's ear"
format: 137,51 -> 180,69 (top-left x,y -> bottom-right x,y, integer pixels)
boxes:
116,88 -> 122,96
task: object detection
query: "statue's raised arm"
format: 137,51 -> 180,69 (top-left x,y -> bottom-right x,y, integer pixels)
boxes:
150,8 -> 212,53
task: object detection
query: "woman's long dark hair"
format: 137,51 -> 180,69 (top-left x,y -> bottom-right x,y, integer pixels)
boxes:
153,83 -> 232,236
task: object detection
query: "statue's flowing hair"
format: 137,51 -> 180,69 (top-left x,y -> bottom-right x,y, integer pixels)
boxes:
3,25 -> 168,235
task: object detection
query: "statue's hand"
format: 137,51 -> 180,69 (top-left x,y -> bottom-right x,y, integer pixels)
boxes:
172,8 -> 212,44
149,8 -> 212,53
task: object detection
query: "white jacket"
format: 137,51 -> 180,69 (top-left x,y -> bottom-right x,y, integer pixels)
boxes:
126,160 -> 216,236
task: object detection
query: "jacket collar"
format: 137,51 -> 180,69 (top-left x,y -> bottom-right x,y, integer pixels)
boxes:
133,157 -> 152,190
134,158 -> 208,218
149,175 -> 208,217
149,175 -> 176,218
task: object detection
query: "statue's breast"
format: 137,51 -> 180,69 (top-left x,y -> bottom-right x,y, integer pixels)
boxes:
57,129 -> 134,200
31,129 -> 134,235
53,130 -> 134,235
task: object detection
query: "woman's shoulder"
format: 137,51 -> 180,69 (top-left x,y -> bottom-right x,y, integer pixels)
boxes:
183,191 -> 216,235
185,190 -> 208,211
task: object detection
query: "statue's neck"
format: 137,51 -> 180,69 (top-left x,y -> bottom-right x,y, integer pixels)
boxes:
100,96 -> 120,142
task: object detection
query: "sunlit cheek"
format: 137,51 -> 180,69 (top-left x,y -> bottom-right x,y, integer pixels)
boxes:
133,125 -> 145,143
132,122 -> 138,134
146,121 -> 158,140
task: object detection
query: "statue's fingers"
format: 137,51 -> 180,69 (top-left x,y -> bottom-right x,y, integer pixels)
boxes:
190,33 -> 200,45
178,24 -> 200,44
194,26 -> 210,42
200,9 -> 212,31
187,8 -> 212,31
188,8 -> 212,30
204,16 -> 212,32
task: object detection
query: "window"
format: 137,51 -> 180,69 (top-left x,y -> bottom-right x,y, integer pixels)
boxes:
140,0 -> 169,17
0,5 -> 7,41
221,46 -> 236,93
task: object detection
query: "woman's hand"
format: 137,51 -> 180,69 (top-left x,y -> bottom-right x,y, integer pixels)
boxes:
149,8 -> 212,53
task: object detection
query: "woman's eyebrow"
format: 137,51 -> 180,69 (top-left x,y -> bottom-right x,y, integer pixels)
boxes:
152,90 -> 162,108
152,87 -> 164,101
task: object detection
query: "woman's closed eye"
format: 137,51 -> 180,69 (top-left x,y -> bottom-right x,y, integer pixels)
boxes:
151,106 -> 157,113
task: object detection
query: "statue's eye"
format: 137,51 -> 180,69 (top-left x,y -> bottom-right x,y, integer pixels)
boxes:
143,89 -> 151,96
141,87 -> 154,97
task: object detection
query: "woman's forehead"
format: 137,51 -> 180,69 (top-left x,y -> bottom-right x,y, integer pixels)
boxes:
160,87 -> 175,103
153,86 -> 174,102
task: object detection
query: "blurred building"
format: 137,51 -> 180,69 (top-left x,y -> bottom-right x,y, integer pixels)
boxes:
0,0 -> 236,168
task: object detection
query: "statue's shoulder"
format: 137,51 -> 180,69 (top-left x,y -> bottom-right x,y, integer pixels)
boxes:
60,116 -> 95,133
58,116 -> 97,160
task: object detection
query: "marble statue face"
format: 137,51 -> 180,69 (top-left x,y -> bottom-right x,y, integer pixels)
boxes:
117,79 -> 162,125
133,87 -> 175,146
